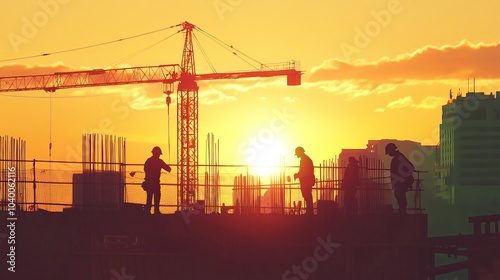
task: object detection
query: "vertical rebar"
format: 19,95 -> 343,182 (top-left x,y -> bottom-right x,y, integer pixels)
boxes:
80,134 -> 126,211
204,133 -> 220,213
0,136 -> 27,211
33,159 -> 36,211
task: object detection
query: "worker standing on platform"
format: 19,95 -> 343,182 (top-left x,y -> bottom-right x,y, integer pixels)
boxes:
385,143 -> 414,214
293,146 -> 315,215
144,146 -> 172,214
342,156 -> 360,216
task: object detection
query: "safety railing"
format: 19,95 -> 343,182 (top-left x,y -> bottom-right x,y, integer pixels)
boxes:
0,159 -> 426,214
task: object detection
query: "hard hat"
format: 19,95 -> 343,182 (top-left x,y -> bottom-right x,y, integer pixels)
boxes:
385,143 -> 397,154
295,146 -> 305,155
152,146 -> 162,155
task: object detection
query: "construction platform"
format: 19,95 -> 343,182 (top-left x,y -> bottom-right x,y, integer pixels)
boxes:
0,209 -> 428,280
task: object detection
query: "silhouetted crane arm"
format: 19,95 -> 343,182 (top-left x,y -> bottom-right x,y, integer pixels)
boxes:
196,61 -> 302,86
197,69 -> 301,85
0,64 -> 180,92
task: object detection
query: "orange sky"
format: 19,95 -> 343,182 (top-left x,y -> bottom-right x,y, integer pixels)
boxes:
1,0 -> 500,167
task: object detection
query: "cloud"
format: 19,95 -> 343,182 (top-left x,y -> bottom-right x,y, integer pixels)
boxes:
71,83 -> 169,110
387,96 -> 413,109
199,88 -> 236,105
0,62 -> 73,77
303,79 -> 399,98
198,78 -> 287,93
129,95 -> 166,110
375,95 -> 448,112
283,96 -> 296,103
306,40 -> 500,97
414,96 -> 448,109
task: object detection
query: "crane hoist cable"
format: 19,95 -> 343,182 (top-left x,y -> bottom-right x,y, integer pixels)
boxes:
165,84 -> 173,163
103,30 -> 181,69
49,91 -> 53,193
0,24 -> 181,63
193,33 -> 217,73
194,26 -> 263,71
167,98 -> 171,163
49,91 -> 53,158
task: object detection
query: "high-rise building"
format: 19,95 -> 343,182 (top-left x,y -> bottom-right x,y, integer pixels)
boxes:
436,91 -> 500,209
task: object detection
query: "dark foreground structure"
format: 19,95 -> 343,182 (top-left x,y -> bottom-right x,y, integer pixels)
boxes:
429,214 -> 500,280
1,207 -> 428,280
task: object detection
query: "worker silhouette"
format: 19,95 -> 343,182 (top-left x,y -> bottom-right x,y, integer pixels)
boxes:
342,156 -> 360,216
144,146 -> 172,214
385,143 -> 415,214
293,147 -> 315,215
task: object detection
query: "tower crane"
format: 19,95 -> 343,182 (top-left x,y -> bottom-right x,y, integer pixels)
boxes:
0,21 -> 302,211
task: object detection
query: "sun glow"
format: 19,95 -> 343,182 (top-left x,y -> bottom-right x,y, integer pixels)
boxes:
247,139 -> 288,177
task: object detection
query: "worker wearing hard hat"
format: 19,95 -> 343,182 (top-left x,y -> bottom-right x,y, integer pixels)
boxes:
293,146 -> 315,215
385,143 -> 415,214
342,156 -> 360,216
143,146 -> 172,214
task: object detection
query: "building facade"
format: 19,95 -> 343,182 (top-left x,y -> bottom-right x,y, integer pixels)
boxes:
437,91 -> 500,209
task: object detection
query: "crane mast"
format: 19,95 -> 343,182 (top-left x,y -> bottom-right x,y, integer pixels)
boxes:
0,21 -> 302,212
177,22 -> 199,210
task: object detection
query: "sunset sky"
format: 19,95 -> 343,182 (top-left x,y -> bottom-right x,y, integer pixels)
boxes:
1,0 -> 500,168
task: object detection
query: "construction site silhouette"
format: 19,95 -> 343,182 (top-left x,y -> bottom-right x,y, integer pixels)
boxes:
1,21 -> 500,280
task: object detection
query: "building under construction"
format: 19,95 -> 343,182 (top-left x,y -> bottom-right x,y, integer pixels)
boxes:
1,132 -> 500,279
0,133 -> 428,280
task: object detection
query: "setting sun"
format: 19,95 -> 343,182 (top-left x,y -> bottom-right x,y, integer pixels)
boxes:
246,138 -> 287,177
